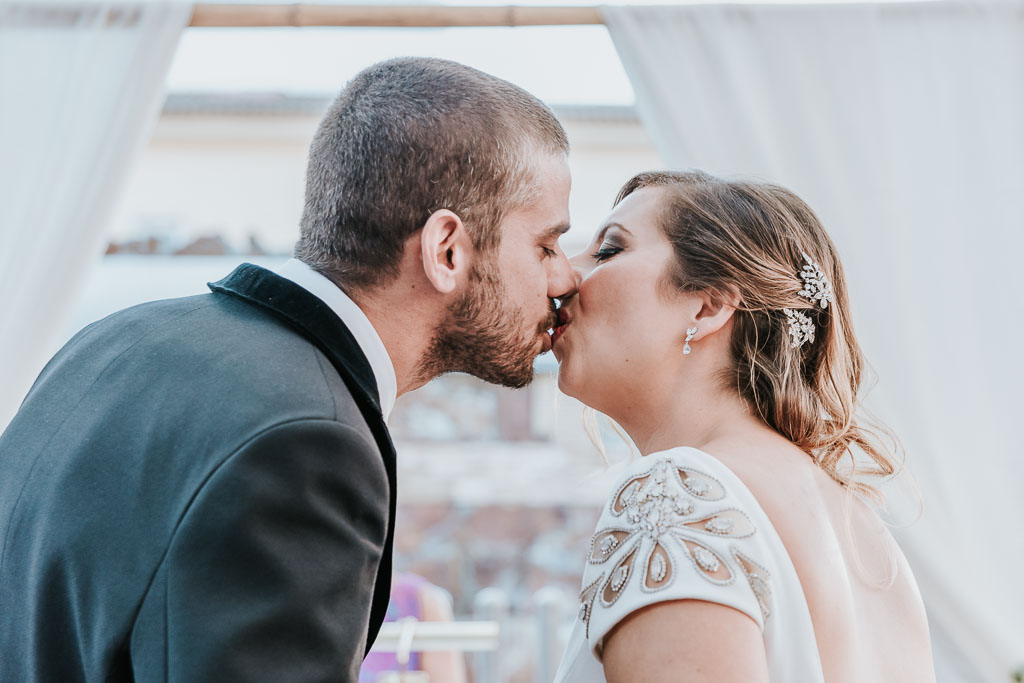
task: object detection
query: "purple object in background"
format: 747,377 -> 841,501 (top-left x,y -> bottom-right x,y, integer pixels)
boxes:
359,573 -> 428,681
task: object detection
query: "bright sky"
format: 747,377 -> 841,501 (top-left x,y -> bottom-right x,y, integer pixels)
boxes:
168,0 -> 927,103
168,0 -> 640,104
168,23 -> 634,104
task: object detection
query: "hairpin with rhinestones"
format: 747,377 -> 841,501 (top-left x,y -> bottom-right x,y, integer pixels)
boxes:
797,252 -> 834,310
783,308 -> 815,348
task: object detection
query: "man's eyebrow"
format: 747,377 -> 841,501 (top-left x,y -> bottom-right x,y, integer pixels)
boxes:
539,222 -> 572,241
596,222 -> 631,242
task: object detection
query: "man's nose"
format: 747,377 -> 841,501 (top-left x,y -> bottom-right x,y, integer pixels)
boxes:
549,248 -> 579,300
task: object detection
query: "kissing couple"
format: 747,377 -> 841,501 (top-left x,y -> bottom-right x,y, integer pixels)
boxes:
0,58 -> 935,682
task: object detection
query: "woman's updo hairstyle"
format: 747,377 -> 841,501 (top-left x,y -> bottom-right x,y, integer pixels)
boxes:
616,170 -> 900,501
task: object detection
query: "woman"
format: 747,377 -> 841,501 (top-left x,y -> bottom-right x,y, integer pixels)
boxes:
551,171 -> 935,682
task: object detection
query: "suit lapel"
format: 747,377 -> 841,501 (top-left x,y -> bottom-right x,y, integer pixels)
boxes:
209,263 -> 397,657
209,263 -> 382,414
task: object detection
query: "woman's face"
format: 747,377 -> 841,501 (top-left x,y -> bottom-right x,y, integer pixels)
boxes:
553,186 -> 693,410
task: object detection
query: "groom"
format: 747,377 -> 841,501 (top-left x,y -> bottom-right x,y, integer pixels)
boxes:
0,58 -> 576,682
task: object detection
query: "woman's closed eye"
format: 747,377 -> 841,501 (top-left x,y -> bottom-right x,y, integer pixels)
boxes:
592,244 -> 623,263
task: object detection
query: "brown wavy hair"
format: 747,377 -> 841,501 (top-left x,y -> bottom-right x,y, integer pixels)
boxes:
617,170 -> 903,501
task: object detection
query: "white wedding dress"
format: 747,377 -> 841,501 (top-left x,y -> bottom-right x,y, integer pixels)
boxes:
553,446 -> 826,682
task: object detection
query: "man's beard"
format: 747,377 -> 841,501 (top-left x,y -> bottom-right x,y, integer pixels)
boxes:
420,259 -> 557,389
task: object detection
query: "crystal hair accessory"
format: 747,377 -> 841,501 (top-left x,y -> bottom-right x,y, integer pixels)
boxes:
783,308 -> 815,348
797,252 -> 835,310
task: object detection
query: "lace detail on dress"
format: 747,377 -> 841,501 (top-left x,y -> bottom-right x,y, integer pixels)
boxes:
733,549 -> 773,620
578,573 -> 604,639
579,456 -> 771,633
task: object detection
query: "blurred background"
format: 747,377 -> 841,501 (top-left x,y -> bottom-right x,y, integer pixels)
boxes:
2,1 -> 1022,681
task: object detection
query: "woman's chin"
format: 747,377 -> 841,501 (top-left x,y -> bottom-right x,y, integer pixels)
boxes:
555,366 -> 578,399
555,351 -> 598,405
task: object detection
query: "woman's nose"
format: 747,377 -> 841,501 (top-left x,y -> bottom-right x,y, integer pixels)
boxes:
549,249 -> 579,300
568,250 -> 590,284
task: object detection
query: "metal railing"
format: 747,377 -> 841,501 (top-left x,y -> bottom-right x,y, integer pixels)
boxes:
366,586 -> 576,683
371,620 -> 501,653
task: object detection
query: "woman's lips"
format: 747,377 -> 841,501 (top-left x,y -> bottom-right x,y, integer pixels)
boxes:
551,307 -> 573,346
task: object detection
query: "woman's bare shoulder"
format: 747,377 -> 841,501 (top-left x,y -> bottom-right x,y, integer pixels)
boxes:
698,436 -> 857,588
703,437 -> 835,531
701,435 -> 935,682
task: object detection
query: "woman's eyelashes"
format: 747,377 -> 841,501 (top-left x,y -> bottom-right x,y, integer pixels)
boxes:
591,243 -> 624,263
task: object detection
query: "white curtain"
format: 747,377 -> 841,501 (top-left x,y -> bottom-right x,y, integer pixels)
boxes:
0,1 -> 191,430
602,3 -> 1024,680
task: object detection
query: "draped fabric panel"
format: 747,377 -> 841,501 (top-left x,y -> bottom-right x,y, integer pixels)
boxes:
0,1 -> 192,429
602,4 -> 1024,680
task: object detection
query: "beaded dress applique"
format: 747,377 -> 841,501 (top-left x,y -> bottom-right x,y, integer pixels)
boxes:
579,457 -> 773,637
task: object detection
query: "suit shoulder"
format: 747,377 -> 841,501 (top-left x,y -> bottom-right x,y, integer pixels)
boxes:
40,292 -> 357,429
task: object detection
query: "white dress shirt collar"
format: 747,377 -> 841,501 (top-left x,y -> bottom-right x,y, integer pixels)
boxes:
272,258 -> 397,421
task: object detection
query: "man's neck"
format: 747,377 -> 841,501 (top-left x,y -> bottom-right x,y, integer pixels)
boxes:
351,287 -> 437,399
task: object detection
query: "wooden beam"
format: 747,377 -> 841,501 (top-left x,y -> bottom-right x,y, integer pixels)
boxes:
188,4 -> 604,28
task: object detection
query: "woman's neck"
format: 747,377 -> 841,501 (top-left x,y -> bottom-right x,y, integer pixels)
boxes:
614,372 -> 765,456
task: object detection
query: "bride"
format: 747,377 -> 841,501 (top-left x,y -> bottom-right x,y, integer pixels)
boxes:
551,171 -> 935,682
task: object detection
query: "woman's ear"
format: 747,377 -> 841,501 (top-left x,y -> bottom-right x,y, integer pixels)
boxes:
691,287 -> 740,340
419,209 -> 470,294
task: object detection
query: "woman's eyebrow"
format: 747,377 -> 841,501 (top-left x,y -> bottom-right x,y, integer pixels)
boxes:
596,222 -> 632,242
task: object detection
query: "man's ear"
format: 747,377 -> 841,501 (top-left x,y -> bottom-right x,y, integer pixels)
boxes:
419,209 -> 470,294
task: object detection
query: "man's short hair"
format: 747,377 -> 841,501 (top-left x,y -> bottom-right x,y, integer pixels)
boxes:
294,57 -> 570,290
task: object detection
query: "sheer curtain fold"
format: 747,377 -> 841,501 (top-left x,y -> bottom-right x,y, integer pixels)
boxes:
0,1 -> 192,429
602,4 -> 1024,680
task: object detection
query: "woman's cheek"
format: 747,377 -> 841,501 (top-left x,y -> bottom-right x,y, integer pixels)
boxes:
576,264 -> 613,303
577,271 -> 619,324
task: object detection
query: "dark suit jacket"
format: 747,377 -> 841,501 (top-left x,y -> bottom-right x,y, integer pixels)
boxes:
0,264 -> 397,682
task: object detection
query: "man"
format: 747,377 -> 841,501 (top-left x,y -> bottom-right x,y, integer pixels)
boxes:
0,57 -> 576,682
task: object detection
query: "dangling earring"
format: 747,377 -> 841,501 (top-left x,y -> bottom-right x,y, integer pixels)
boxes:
683,326 -> 697,355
